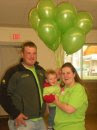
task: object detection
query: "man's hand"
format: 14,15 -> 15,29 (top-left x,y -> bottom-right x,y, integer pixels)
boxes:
15,113 -> 28,127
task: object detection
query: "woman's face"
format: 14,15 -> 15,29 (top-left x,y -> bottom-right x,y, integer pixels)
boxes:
61,67 -> 75,86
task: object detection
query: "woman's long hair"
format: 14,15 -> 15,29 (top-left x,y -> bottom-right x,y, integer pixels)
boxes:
61,62 -> 83,85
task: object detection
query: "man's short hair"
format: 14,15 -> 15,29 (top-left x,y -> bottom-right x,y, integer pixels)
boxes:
21,41 -> 37,52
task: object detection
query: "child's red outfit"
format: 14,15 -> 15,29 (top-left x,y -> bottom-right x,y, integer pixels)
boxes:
43,82 -> 61,103
43,82 -> 55,103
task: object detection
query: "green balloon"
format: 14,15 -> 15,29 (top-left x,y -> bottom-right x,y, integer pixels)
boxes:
38,20 -> 60,51
56,2 -> 77,33
61,27 -> 85,54
46,37 -> 60,51
37,0 -> 55,20
75,12 -> 93,34
28,8 -> 40,30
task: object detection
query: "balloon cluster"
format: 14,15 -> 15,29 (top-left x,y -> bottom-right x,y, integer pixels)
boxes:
28,0 -> 93,55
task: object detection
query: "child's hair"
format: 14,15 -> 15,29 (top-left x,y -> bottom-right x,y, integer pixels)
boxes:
45,69 -> 57,79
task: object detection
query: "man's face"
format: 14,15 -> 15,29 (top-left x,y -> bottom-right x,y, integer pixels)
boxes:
22,46 -> 37,67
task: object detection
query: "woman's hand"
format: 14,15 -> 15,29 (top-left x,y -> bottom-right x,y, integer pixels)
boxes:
53,95 -> 59,105
53,95 -> 76,114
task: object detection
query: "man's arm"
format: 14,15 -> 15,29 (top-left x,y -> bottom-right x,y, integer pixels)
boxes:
0,66 -> 21,119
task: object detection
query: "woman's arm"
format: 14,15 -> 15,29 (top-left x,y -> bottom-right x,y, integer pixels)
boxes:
54,95 -> 76,113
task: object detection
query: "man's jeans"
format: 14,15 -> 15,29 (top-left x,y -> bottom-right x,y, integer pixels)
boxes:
8,118 -> 47,130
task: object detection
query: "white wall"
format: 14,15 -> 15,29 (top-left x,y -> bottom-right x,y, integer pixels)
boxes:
0,27 -> 57,70
86,30 -> 97,43
0,27 -> 97,70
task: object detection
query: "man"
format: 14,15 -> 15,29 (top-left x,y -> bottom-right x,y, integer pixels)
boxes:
0,41 -> 46,130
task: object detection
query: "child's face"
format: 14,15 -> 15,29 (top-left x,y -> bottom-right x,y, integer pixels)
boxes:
47,74 -> 57,85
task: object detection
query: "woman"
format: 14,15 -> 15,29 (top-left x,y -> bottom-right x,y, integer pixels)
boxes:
54,62 -> 88,130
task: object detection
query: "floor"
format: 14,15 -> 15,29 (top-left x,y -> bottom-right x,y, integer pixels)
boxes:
0,115 -> 97,130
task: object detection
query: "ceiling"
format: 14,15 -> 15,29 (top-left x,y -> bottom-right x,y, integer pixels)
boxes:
0,0 -> 97,29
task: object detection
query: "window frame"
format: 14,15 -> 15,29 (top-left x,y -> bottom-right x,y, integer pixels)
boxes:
64,43 -> 97,80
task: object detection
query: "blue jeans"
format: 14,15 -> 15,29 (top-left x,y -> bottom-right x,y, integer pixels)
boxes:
8,118 -> 47,130
48,106 -> 56,127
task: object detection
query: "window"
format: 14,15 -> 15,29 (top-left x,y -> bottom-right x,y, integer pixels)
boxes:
64,44 -> 97,80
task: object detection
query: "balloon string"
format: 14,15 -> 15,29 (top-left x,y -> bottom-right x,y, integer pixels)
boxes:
54,44 -> 64,68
